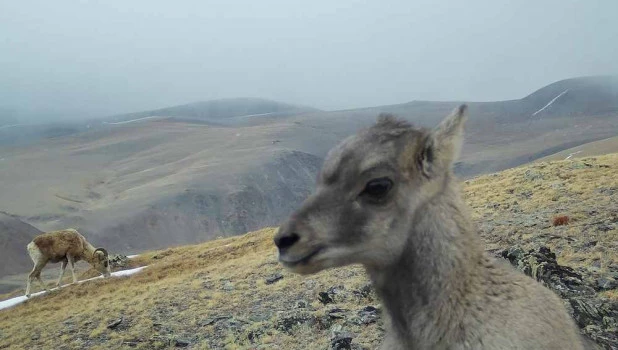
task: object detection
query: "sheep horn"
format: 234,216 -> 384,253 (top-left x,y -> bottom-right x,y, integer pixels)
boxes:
94,247 -> 109,258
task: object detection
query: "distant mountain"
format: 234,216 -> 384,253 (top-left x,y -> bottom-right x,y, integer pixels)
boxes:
521,76 -> 618,118
105,98 -> 320,125
0,212 -> 42,277
1,76 -> 617,261
0,98 -> 319,147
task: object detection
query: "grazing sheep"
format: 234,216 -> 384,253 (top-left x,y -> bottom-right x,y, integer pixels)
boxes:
275,105 -> 588,349
25,229 -> 111,297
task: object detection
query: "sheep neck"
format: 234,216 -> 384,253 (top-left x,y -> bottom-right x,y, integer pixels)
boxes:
366,181 -> 484,346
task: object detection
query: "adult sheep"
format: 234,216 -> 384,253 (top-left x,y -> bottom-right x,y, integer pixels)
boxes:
25,228 -> 111,297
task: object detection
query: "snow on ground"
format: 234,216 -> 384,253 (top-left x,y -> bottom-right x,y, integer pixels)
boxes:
0,266 -> 147,311
564,150 -> 583,160
532,89 -> 569,117
103,116 -> 162,125
127,254 -> 139,259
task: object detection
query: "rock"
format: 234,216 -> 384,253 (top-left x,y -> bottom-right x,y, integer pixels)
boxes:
328,308 -> 347,319
174,338 -> 190,347
357,306 -> 380,325
352,283 -> 373,299
499,245 -> 594,298
503,246 -> 525,262
199,315 -> 231,326
275,311 -> 316,334
107,317 -> 123,330
330,328 -> 354,350
318,292 -> 335,305
221,281 -> 234,291
265,273 -> 283,285
108,254 -> 130,269
596,277 -> 617,291
247,330 -> 262,343
524,169 -> 543,181
597,224 -> 615,232
498,245 -> 618,349
296,300 -> 308,309
319,286 -> 344,304
570,162 -> 590,170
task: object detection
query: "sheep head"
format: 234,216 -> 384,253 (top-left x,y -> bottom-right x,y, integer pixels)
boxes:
274,105 -> 467,274
93,247 -> 112,277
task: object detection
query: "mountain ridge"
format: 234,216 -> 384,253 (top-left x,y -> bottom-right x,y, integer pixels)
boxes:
1,76 -> 617,274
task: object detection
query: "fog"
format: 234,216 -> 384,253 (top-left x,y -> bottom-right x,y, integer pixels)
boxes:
1,0 -> 617,120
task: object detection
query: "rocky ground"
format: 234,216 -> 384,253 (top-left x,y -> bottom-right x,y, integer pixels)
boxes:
0,155 -> 616,349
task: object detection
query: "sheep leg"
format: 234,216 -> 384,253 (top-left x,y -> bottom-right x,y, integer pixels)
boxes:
56,260 -> 68,287
68,254 -> 77,283
36,275 -> 49,292
25,259 -> 47,296
25,273 -> 33,297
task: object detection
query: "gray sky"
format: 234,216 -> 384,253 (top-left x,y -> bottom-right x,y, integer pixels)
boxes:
1,0 -> 617,119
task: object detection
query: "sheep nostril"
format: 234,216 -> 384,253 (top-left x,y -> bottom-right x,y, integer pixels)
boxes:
275,233 -> 300,250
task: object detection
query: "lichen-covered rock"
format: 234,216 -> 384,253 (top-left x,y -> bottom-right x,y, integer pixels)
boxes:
498,246 -> 618,349
275,310 -> 317,334
108,254 -> 130,269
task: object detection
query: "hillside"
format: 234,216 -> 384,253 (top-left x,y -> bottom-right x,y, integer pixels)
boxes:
0,213 -> 42,276
0,98 -> 318,147
535,135 -> 618,163
0,155 -> 616,349
1,76 -> 618,270
103,98 -> 320,126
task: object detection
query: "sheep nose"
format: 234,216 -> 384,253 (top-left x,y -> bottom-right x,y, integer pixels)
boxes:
274,232 -> 300,250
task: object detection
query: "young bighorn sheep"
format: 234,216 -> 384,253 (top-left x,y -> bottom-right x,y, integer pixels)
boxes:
275,106 -> 587,349
25,229 -> 111,297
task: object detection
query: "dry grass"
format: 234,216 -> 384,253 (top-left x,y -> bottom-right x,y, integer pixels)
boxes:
552,215 -> 570,226
464,154 -> 618,274
0,229 -> 381,349
1,154 -> 617,349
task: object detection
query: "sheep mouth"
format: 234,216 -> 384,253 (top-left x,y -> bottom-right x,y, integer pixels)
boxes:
279,247 -> 324,267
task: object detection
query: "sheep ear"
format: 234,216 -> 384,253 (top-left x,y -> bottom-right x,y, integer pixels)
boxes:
418,104 -> 467,176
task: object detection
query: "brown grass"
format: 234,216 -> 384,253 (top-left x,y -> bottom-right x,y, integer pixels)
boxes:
552,215 -> 570,226
0,229 -> 382,349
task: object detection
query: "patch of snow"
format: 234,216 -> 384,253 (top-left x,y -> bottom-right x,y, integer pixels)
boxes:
532,89 -> 569,117
234,112 -> 275,119
103,116 -> 162,125
564,150 -> 582,160
109,266 -> 147,277
0,266 -> 147,311
127,254 -> 139,259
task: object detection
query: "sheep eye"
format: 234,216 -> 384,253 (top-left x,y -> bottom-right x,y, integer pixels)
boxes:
361,177 -> 393,200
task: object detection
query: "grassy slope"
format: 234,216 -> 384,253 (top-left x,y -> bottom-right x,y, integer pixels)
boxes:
1,155 -> 617,349
535,135 -> 618,163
